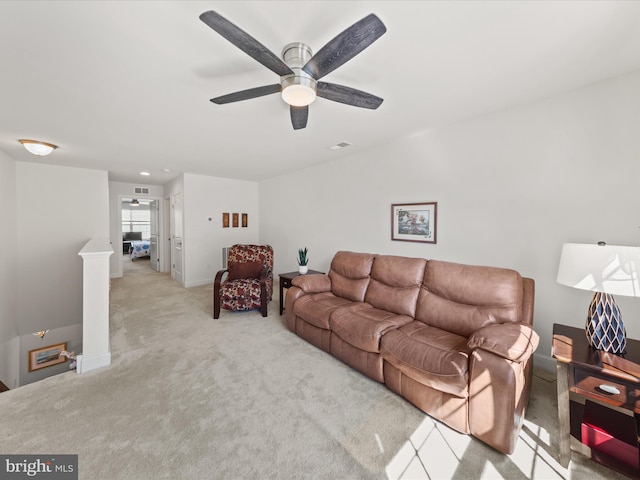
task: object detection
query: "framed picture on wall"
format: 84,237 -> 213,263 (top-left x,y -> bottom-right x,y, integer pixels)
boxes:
391,202 -> 437,244
232,213 -> 239,228
28,342 -> 67,372
242,213 -> 248,228
222,213 -> 230,228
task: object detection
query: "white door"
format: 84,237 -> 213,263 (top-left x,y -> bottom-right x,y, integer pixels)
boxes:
150,236 -> 158,271
163,196 -> 171,273
171,192 -> 183,284
149,200 -> 159,271
150,200 -> 159,235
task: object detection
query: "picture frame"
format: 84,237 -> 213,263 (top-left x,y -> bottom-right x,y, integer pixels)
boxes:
232,213 -> 239,228
28,342 -> 67,372
222,213 -> 229,228
241,213 -> 248,228
391,202 -> 437,244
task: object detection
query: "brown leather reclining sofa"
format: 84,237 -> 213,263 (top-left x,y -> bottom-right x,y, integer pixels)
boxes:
285,251 -> 539,454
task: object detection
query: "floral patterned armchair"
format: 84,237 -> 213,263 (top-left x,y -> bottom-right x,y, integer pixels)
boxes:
213,244 -> 274,319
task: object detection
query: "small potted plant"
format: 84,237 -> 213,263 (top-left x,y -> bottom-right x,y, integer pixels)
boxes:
297,247 -> 309,274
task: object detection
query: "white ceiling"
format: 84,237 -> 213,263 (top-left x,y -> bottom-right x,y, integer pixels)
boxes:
2,1 -> 640,185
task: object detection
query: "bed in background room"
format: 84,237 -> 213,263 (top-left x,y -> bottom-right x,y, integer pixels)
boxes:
123,231 -> 142,254
129,240 -> 151,260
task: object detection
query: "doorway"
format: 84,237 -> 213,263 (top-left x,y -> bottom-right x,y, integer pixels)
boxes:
118,195 -> 165,276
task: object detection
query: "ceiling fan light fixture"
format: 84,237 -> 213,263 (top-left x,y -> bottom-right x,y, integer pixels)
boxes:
281,82 -> 316,107
281,42 -> 317,107
200,12 -> 386,129
19,139 -> 57,156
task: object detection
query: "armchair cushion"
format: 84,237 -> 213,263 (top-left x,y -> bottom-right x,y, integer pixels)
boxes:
227,261 -> 263,281
467,323 -> 539,362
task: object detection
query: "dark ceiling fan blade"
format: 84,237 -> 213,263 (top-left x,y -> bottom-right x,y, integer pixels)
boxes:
316,82 -> 383,109
211,84 -> 281,104
302,13 -> 386,80
199,11 -> 293,77
290,106 -> 308,130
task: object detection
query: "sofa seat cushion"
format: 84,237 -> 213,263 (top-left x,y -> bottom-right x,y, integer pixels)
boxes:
292,292 -> 357,330
330,304 -> 413,353
380,322 -> 470,398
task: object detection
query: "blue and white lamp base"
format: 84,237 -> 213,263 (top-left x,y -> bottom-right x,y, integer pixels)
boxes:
585,292 -> 626,354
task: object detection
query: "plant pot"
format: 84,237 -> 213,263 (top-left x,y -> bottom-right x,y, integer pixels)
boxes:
298,265 -> 308,274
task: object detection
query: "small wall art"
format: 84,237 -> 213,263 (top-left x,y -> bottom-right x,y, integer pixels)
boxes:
28,342 -> 67,372
222,213 -> 230,228
242,213 -> 248,228
232,213 -> 239,228
391,202 -> 437,244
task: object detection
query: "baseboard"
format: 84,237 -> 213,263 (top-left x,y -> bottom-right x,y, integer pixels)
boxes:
533,352 -> 556,373
184,279 -> 213,288
76,352 -> 111,374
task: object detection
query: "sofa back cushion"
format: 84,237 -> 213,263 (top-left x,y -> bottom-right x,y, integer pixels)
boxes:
364,255 -> 427,317
328,251 -> 375,302
416,260 -> 523,338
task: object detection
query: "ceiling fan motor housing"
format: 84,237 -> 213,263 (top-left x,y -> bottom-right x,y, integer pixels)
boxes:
281,42 -> 317,106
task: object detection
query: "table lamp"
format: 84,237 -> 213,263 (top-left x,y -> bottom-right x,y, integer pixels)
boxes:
556,242 -> 640,354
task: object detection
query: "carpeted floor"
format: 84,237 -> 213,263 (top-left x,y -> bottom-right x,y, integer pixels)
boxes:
0,256 -> 629,479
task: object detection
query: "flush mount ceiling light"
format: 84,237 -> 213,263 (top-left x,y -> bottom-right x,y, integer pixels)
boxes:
140,171 -> 151,176
19,139 -> 58,156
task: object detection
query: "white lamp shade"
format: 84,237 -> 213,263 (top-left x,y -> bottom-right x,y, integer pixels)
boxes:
557,243 -> 640,297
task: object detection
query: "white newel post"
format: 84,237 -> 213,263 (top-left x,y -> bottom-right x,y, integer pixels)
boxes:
77,238 -> 113,374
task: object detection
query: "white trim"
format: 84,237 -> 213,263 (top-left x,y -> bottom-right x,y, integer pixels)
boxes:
76,352 -> 111,374
533,352 -> 556,373
184,279 -> 214,288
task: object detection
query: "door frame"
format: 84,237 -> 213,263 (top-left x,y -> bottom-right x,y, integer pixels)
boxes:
116,194 -> 166,276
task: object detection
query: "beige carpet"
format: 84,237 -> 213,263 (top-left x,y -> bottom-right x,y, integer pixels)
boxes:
0,256 -> 629,479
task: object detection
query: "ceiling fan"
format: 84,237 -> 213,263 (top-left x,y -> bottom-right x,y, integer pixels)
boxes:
199,10 -> 387,130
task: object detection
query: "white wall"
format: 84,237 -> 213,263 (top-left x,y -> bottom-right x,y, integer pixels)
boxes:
182,173 -> 259,287
259,70 -> 640,370
16,162 -> 109,384
108,181 -> 165,278
0,151 -> 19,388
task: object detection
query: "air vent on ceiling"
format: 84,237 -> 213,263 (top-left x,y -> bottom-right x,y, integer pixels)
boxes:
134,187 -> 150,194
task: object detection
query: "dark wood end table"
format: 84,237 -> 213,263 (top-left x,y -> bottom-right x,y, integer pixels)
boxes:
552,323 -> 640,475
278,270 -> 324,315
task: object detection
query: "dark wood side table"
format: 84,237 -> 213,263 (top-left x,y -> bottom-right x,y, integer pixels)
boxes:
278,270 -> 324,315
552,323 -> 640,475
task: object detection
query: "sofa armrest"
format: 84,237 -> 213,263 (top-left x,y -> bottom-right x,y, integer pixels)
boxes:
291,274 -> 331,293
467,323 -> 539,363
